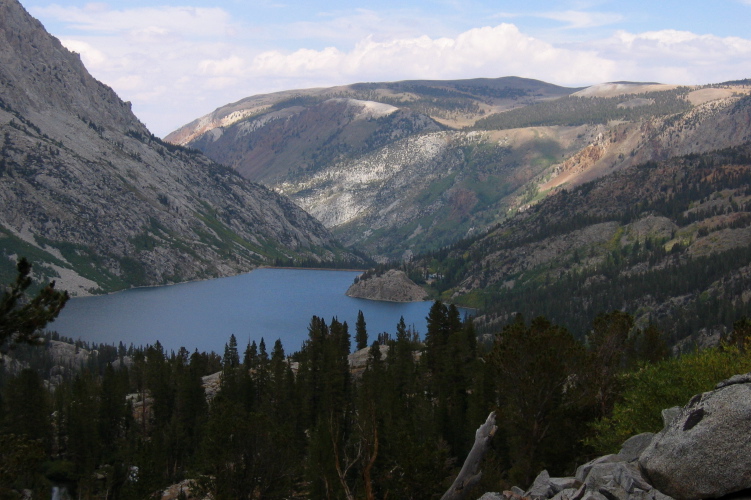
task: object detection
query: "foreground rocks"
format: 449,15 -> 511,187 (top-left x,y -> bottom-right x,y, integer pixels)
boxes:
346,269 -> 428,302
639,374 -> 751,500
477,372 -> 751,500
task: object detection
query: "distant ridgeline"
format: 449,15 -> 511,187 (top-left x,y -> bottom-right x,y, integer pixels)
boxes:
175,76 -> 751,264
472,87 -> 693,130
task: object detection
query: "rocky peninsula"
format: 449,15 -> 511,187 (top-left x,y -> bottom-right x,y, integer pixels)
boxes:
346,269 -> 428,302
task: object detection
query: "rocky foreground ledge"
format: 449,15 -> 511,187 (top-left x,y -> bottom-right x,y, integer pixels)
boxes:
345,269 -> 428,302
473,372 -> 751,500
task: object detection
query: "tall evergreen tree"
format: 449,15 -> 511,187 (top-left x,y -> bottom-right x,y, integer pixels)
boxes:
355,310 -> 368,350
490,316 -> 592,485
223,334 -> 240,369
2,369 -> 51,448
0,257 -> 68,353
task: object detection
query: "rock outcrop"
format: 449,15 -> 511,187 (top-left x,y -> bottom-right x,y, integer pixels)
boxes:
346,270 -> 428,302
639,374 -> 751,500
477,372 -> 751,500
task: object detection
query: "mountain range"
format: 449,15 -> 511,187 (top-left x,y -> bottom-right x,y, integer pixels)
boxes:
0,0 -> 354,295
4,0 -> 751,350
164,61 -> 751,347
168,77 -> 751,263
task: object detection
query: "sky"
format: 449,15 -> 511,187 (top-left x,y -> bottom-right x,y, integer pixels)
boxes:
20,0 -> 751,137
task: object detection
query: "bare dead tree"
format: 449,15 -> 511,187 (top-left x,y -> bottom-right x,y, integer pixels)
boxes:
330,412 -> 361,500
441,412 -> 498,500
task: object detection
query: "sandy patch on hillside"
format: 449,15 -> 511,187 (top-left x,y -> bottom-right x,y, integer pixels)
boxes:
688,88 -> 736,105
573,83 -> 678,98
49,264 -> 100,296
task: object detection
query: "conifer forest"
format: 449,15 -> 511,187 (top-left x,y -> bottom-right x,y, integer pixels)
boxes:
3,264 -> 751,499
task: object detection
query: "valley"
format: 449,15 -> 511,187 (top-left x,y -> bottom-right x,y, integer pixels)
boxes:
3,0 -> 751,498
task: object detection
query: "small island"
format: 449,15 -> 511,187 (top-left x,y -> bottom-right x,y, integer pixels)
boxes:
346,269 -> 429,302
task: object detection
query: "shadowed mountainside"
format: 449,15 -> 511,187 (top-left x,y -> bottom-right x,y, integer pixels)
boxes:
0,0 -> 355,294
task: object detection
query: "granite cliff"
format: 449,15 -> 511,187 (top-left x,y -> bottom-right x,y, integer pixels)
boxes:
0,0 -> 351,294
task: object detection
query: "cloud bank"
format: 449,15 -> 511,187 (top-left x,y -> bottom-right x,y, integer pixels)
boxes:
32,5 -> 751,137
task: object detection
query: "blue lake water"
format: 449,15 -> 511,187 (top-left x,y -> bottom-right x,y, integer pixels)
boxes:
52,268 -> 447,355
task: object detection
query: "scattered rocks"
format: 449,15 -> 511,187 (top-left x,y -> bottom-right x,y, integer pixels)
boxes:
479,433 -> 661,500
160,479 -> 210,500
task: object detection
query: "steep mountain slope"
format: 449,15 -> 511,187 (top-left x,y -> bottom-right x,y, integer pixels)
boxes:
277,126 -> 592,259
0,0 -> 351,295
171,77 -> 751,262
412,130 -> 751,347
168,78 -> 586,260
296,85 -> 751,262
187,98 -> 443,183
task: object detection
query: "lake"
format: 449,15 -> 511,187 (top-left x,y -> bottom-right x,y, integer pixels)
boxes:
52,268 -> 449,355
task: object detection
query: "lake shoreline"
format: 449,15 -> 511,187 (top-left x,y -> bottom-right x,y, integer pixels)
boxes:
79,265 -> 367,298
54,269 -> 457,356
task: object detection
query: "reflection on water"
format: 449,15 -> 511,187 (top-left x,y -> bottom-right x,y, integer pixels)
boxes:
53,269 -> 451,355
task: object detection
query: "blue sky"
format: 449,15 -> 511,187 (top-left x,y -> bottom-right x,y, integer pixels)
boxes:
20,0 -> 751,137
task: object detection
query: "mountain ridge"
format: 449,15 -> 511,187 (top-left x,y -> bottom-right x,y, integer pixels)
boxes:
0,0 -> 353,295
172,77 -> 751,261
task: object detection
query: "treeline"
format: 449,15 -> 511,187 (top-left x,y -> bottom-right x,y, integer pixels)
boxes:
8,300 -> 741,499
473,88 -> 692,130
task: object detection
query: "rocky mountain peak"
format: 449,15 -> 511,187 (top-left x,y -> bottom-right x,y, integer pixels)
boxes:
0,0 -> 146,134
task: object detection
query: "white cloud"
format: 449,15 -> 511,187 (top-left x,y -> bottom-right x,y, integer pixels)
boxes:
199,55 -> 247,77
596,30 -> 751,83
538,10 -> 623,29
59,38 -> 108,67
32,4 -> 236,38
33,4 -> 751,137
248,24 -> 614,85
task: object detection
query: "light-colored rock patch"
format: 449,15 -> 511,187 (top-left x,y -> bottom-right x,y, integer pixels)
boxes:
346,269 -> 428,302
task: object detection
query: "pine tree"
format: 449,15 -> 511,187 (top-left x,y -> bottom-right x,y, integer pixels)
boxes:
396,316 -> 408,342
0,257 -> 69,353
243,340 -> 258,370
490,316 -> 591,484
2,369 -> 51,448
223,334 -> 240,369
355,310 -> 368,350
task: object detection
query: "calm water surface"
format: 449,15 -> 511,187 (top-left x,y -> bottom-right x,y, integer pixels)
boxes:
53,269 -> 445,355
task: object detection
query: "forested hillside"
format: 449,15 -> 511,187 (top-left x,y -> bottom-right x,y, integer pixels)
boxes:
412,137 -> 751,348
